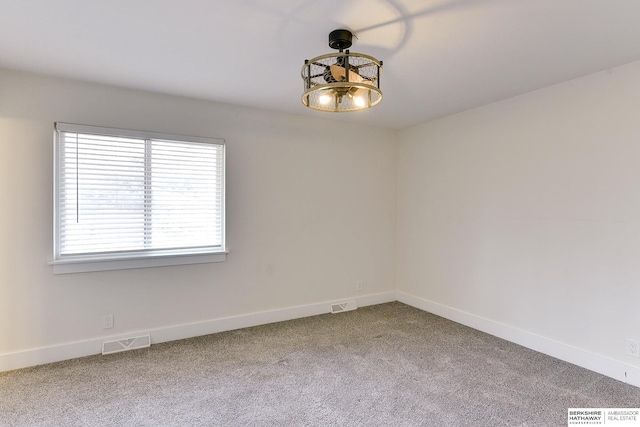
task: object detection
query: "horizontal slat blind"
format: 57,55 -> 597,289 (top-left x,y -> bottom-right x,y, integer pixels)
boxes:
55,123 -> 225,259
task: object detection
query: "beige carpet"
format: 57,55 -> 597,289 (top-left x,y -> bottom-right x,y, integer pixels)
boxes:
1,302 -> 639,426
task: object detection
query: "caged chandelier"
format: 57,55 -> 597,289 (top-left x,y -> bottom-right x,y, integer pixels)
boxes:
301,29 -> 383,112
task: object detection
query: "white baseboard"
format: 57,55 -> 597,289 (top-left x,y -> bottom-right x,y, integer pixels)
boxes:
397,291 -> 640,388
150,291 -> 395,345
0,291 -> 396,373
4,289 -> 638,390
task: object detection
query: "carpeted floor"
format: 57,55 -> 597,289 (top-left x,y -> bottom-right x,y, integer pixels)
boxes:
1,302 -> 639,426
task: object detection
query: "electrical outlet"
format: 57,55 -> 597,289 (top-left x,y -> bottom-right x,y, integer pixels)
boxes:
356,281 -> 363,291
626,339 -> 639,357
103,314 -> 114,330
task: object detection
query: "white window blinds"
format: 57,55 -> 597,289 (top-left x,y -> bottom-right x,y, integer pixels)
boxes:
54,123 -> 225,262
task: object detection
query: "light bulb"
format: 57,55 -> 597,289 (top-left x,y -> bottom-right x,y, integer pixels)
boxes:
319,94 -> 331,104
354,96 -> 365,107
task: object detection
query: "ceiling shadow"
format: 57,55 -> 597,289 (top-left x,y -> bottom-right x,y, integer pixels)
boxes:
263,0 -> 496,58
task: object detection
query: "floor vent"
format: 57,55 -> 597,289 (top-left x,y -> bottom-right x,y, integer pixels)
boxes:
331,300 -> 357,314
102,334 -> 151,355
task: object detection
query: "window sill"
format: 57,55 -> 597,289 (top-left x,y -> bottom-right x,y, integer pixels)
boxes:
49,251 -> 227,274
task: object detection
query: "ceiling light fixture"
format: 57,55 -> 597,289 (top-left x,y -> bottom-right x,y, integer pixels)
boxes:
301,29 -> 383,112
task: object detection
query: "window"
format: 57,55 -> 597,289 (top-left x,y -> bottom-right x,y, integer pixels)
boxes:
52,123 -> 225,274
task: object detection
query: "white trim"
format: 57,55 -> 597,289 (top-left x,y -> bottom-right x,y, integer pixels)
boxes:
5,289 -> 636,389
0,291 -> 395,373
52,122 -> 226,273
396,291 -> 640,388
49,252 -> 227,274
55,122 -> 223,146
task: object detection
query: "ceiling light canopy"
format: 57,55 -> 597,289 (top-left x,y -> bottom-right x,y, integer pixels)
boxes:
301,29 -> 383,113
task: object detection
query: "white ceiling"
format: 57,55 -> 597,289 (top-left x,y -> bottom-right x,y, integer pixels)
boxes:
2,0 -> 640,130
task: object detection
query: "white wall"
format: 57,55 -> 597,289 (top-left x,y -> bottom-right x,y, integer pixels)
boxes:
0,68 -> 396,367
397,60 -> 640,379
5,58 -> 640,385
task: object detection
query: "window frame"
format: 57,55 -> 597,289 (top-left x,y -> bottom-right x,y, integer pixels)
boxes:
51,123 -> 227,274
